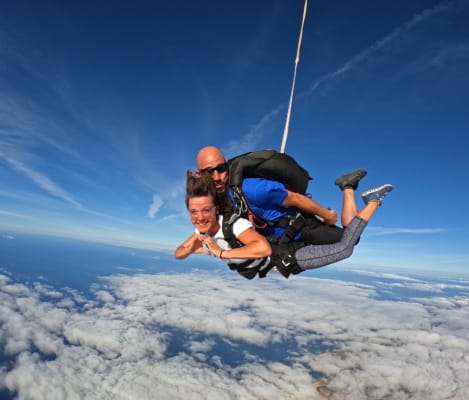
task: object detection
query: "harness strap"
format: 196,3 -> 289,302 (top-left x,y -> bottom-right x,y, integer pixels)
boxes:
248,211 -> 268,229
222,210 -> 241,250
278,212 -> 306,244
228,257 -> 269,280
269,241 -> 305,278
258,262 -> 275,278
228,186 -> 250,225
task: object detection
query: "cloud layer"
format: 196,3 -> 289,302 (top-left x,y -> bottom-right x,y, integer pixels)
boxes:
1,270 -> 469,399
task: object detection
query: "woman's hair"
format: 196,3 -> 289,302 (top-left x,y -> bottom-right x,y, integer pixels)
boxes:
185,171 -> 232,215
185,171 -> 217,208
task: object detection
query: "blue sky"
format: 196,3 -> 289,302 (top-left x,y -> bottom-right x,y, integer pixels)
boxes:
1,0 -> 468,274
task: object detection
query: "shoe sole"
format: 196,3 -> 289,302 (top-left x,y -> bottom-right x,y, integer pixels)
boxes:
361,184 -> 393,197
335,169 -> 367,188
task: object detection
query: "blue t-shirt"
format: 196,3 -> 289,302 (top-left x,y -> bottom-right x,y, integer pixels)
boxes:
238,178 -> 296,237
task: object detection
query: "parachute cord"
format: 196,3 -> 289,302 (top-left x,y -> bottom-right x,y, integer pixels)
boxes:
280,0 -> 308,154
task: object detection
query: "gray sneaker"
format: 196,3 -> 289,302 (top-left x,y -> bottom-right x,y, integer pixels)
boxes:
361,184 -> 393,206
335,169 -> 367,191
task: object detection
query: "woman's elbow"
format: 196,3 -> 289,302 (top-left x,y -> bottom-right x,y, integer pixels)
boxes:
174,249 -> 186,259
262,242 -> 272,257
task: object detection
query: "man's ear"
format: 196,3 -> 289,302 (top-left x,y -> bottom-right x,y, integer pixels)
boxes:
195,169 -> 201,177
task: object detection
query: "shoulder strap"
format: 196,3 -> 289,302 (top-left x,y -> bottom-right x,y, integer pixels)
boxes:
222,210 -> 242,249
227,185 -> 250,225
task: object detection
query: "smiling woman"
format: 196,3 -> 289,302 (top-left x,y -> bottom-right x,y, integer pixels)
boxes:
174,172 -> 272,279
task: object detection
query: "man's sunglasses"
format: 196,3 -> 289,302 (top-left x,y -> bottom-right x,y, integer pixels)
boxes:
199,163 -> 228,175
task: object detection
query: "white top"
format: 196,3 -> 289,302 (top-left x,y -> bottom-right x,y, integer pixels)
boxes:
196,215 -> 270,271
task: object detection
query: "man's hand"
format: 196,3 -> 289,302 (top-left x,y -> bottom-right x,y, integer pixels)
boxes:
283,191 -> 338,225
321,209 -> 338,225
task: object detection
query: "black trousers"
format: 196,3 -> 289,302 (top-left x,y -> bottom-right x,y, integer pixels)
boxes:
299,215 -> 344,245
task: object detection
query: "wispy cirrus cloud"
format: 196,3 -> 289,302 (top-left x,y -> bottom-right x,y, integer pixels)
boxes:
0,150 -> 82,208
0,79 -> 84,210
224,104 -> 285,158
367,226 -> 446,235
235,0 -> 462,147
0,209 -> 30,219
303,0 -> 460,97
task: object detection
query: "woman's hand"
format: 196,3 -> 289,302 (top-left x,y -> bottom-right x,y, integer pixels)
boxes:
174,233 -> 204,259
200,235 -> 223,257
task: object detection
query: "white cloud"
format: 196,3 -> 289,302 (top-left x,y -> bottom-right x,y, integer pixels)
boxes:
367,226 -> 446,235
0,151 -> 82,208
350,269 -> 423,281
0,271 -> 469,399
0,209 -> 30,220
224,104 -> 285,158
430,42 -> 469,66
146,194 -> 164,219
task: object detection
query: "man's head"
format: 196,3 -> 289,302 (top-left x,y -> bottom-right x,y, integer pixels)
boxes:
185,171 -> 218,234
196,146 -> 228,193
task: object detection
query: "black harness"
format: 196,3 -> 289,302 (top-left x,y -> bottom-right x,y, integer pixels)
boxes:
221,210 -> 269,280
222,210 -> 305,279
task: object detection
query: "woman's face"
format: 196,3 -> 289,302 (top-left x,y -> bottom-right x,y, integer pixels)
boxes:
188,196 -> 217,234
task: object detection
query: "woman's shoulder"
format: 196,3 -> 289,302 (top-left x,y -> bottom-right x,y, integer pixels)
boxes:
232,217 -> 254,237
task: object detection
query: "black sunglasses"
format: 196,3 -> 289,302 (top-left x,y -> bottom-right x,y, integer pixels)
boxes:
199,163 -> 228,175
